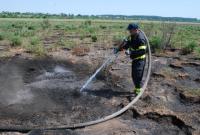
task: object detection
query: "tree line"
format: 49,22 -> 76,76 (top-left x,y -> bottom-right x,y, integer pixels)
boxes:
0,11 -> 199,23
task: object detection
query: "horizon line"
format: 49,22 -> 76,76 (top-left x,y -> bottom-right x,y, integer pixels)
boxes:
0,11 -> 199,20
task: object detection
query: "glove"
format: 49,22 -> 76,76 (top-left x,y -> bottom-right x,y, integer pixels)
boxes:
125,49 -> 131,55
113,48 -> 120,54
123,37 -> 128,42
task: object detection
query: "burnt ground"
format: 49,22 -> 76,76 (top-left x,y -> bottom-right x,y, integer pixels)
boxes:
0,48 -> 200,135
0,56 -> 127,127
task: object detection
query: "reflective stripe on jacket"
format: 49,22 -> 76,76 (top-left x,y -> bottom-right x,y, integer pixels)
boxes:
123,31 -> 147,60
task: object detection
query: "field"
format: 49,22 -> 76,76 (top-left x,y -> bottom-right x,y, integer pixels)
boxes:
0,18 -> 200,57
0,18 -> 200,135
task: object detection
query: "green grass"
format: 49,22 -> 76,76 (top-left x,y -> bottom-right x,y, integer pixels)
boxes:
181,41 -> 198,55
0,18 -> 200,56
91,35 -> 97,42
10,35 -> 22,46
0,32 -> 4,40
25,43 -> 46,56
41,19 -> 51,29
194,47 -> 200,57
64,41 -> 77,49
57,37 -> 77,49
149,36 -> 162,52
30,36 -> 40,45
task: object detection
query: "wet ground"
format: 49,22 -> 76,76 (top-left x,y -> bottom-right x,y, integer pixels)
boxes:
0,55 -> 130,130
0,49 -> 200,135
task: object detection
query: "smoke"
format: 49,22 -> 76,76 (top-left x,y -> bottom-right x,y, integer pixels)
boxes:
0,62 -> 34,105
54,65 -> 69,73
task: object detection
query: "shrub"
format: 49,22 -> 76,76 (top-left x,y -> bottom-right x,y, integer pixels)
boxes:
149,36 -> 162,52
91,35 -> 97,42
10,36 -> 22,47
26,43 -> 46,56
160,23 -> 176,49
0,33 -> 4,40
65,25 -> 77,31
54,24 -> 65,30
11,22 -> 24,29
195,47 -> 200,56
99,25 -> 107,29
80,20 -> 92,29
41,19 -> 51,29
84,20 -> 92,26
181,41 -> 198,55
58,37 -> 65,46
80,34 -> 85,40
119,25 -> 124,29
20,28 -> 35,37
33,44 -> 46,56
88,27 -> 95,34
27,25 -> 36,30
30,37 -> 40,45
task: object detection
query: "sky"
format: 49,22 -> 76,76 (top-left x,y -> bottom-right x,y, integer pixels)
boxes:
0,0 -> 200,19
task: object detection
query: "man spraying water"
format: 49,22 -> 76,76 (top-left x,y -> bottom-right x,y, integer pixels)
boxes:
80,23 -> 147,96
114,23 -> 147,95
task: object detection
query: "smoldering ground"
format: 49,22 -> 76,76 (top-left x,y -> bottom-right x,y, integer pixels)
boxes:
0,56 -> 121,128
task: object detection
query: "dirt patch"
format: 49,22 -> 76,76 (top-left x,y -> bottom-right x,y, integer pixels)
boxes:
0,55 -> 129,130
0,49 -> 200,135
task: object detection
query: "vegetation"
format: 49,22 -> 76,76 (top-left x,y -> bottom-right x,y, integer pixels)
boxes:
30,36 -> 40,45
195,47 -> 200,55
10,36 -> 22,46
149,36 -> 162,52
185,88 -> 200,97
25,43 -> 46,56
0,12 -> 200,23
91,35 -> 97,42
0,17 -> 199,56
177,86 -> 200,97
181,41 -> 198,55
0,33 -> 4,40
41,19 -> 51,29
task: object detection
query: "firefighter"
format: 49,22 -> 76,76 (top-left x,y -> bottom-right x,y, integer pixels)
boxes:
114,23 -> 147,95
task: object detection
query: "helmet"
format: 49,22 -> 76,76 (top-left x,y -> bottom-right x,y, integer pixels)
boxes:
127,23 -> 139,30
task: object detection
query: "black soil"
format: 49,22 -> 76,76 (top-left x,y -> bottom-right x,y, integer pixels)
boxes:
0,51 -> 200,135
0,56 -> 128,130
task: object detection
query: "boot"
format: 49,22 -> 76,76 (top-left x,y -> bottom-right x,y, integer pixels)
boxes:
133,88 -> 141,95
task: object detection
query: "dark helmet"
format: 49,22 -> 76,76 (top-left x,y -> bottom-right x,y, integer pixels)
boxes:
127,23 -> 139,30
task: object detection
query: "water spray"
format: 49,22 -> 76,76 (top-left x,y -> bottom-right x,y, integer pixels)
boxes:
80,53 -> 118,92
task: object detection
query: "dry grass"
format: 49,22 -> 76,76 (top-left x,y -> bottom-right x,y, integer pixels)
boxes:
72,46 -> 90,56
159,67 -> 176,82
183,88 -> 200,97
176,85 -> 200,97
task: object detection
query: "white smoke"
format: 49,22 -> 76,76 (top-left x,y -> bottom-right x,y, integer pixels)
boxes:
0,63 -> 34,105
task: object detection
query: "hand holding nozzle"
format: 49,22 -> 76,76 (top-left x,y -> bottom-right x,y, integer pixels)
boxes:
113,37 -> 128,54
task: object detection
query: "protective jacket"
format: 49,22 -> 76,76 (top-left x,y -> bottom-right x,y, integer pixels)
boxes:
123,30 -> 147,60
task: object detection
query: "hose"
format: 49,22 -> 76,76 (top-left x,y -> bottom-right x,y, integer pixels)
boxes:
0,30 -> 151,133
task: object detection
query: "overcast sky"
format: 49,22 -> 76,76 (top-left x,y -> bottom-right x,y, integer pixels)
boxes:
0,0 -> 199,19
